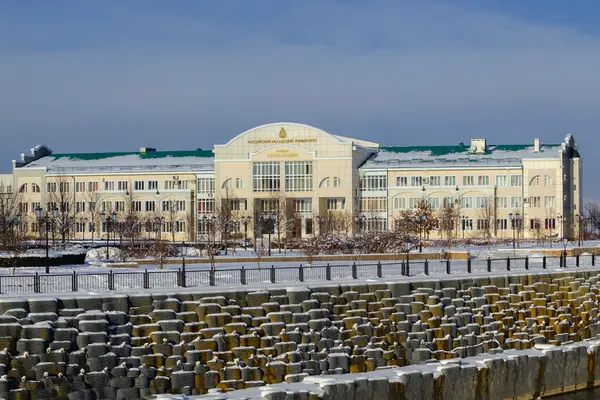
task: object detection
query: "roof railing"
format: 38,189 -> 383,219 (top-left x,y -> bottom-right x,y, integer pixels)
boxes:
50,163 -> 215,173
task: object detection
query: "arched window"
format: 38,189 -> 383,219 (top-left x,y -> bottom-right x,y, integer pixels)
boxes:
334,177 -> 341,188
222,178 -> 232,189
544,175 -> 553,186
18,184 -> 27,193
235,178 -> 243,189
319,177 -> 330,188
32,183 -> 41,193
529,176 -> 540,186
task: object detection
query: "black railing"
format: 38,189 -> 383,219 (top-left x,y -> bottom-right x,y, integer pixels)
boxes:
0,254 -> 596,294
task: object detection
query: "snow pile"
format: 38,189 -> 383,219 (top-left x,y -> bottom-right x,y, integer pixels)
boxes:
85,247 -> 125,262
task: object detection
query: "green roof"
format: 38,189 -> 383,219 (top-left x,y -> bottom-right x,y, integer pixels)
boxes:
50,149 -> 214,161
380,143 -> 560,156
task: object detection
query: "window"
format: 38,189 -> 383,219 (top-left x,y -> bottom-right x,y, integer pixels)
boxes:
60,202 -> 70,213
305,219 -> 313,235
334,177 -> 341,188
165,180 -> 188,190
409,197 -> 421,209
393,197 -> 406,210
19,184 -> 27,193
31,202 -> 41,211
134,181 -> 145,191
75,202 -> 86,213
496,197 -> 508,209
319,177 -> 330,188
176,221 -> 186,233
545,218 -> 556,230
285,161 -> 313,191
148,181 -> 159,190
59,182 -> 70,193
529,196 -> 541,207
430,176 -> 441,186
294,199 -> 312,213
476,197 -> 488,209
426,197 -> 440,210
75,182 -> 86,193
396,176 -> 408,186
544,196 -> 555,208
496,219 -> 508,230
118,181 -> 128,191
410,176 -> 423,187
326,198 -> 345,210
529,176 -> 540,186
364,217 -> 387,232
511,196 -> 522,209
222,179 -> 232,189
476,219 -> 489,231
198,199 -> 215,214
104,181 -> 115,191
460,197 -> 473,209
88,182 -> 98,192
236,178 -> 243,189
462,176 -> 474,186
530,219 -> 541,230
231,199 -> 248,211
444,176 -> 456,186
174,200 -> 186,211
442,197 -> 455,208
256,199 -> 279,213
462,218 -> 473,231
510,175 -> 522,187
145,201 -> 155,212
114,201 -> 125,212
253,162 -> 281,192
19,202 -> 28,213
162,201 -> 171,212
361,175 -> 387,191
477,176 -> 490,186
360,197 -> 387,212
132,201 -> 142,212
198,177 -> 215,193
496,175 -> 508,186
544,175 -> 553,186
47,182 -> 57,193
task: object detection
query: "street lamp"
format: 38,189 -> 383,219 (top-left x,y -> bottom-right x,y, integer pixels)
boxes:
557,213 -> 563,243
509,213 -> 516,251
241,216 -> 250,251
461,215 -> 467,240
100,210 -> 117,260
562,237 -> 568,267
34,206 -> 58,273
419,214 -> 427,252
576,213 -> 584,247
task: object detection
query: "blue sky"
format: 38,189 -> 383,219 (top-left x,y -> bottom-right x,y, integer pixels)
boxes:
1,1 -> 599,197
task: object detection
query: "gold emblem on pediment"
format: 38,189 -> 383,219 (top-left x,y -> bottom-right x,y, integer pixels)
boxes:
279,127 -> 287,138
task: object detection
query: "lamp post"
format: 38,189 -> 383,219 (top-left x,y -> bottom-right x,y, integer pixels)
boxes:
419,214 -> 426,252
509,213 -> 515,251
557,213 -> 562,244
100,211 -> 117,260
34,206 -> 58,273
82,218 -> 88,243
576,213 -> 584,247
461,215 -> 467,240
241,216 -> 250,251
562,237 -> 568,267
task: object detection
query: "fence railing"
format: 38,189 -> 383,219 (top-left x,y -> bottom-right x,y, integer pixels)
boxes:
0,254 -> 596,295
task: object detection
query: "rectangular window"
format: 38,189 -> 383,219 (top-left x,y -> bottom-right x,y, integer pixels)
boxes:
231,199 -> 248,211
101,201 -> 111,212
444,176 -> 456,186
529,196 -> 541,207
75,202 -> 86,213
148,181 -> 159,190
360,175 -> 387,191
496,197 -> 508,209
510,175 -> 522,187
118,181 -> 128,191
253,162 -> 281,192
19,202 -> 28,213
430,176 -> 441,186
198,199 -> 215,214
545,218 -> 556,230
544,196 -> 555,208
75,182 -> 86,193
114,201 -> 125,212
511,196 -> 522,209
326,198 -> 346,210
305,219 -> 313,235
393,197 -> 406,210
545,175 -> 553,186
462,176 -> 474,186
88,182 -> 98,192
132,201 -> 142,212
476,219 -> 489,231
162,201 -> 171,212
360,197 -> 387,212
426,197 -> 440,210
59,182 -> 70,193
198,177 -> 215,193
496,219 -> 508,230
285,161 -> 313,191
442,197 -> 455,208
174,200 -> 186,211
396,176 -> 408,186
460,196 -> 473,209
294,199 -> 312,213
31,202 -> 41,211
410,176 -> 423,187
477,176 -> 490,186
409,197 -> 420,209
462,218 -> 473,231
476,197 -> 488,209
496,175 -> 508,186
47,182 -> 57,193
165,180 -> 188,190
134,181 -> 145,191
104,181 -> 115,191
176,221 -> 186,233
145,201 -> 155,212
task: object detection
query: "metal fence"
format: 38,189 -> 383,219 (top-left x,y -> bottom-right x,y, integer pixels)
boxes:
0,253 -> 596,295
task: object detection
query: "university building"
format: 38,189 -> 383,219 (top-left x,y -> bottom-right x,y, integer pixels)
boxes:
1,122 -> 583,242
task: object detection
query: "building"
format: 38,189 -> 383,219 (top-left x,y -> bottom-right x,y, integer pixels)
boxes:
3,122 -> 583,243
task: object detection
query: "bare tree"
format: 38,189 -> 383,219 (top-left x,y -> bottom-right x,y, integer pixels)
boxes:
437,206 -> 457,249
119,188 -> 142,247
84,188 -> 102,247
327,210 -> 354,237
476,196 -> 494,247
215,188 -> 236,255
47,175 -> 75,247
0,183 -> 29,271
584,201 -> 600,237
529,217 -> 545,246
